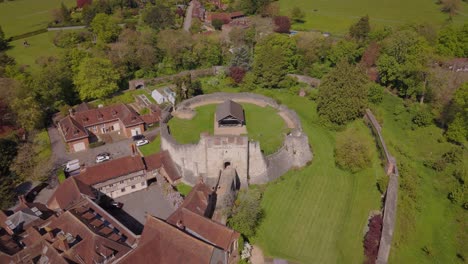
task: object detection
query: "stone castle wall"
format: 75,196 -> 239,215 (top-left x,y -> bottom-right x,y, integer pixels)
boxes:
161,93 -> 313,187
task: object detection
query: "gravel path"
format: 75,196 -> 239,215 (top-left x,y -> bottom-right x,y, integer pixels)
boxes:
183,1 -> 194,32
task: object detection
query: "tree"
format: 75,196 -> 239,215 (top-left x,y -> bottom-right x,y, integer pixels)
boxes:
327,40 -> 362,66
174,74 -> 202,103
0,139 -> 17,176
74,58 -> 120,100
237,0 -> 273,15
142,3 -> 176,31
9,142 -> 36,181
157,29 -> 193,70
0,25 -> 8,51
440,0 -> 461,16
446,83 -> 468,143
335,127 -> 372,172
360,42 -> 380,68
436,24 -> 467,57
252,34 -> 297,88
317,61 -> 369,125
349,15 -> 370,41
212,19 -> 224,30
229,67 -> 247,83
230,46 -> 252,70
291,6 -> 305,23
227,188 -> 263,237
273,16 -> 291,33
90,13 -> 121,43
367,83 -> 384,104
193,37 -> 223,67
377,29 -> 431,99
11,97 -> 44,131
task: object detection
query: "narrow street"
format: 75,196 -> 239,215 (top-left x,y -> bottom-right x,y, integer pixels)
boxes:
183,1 -> 193,32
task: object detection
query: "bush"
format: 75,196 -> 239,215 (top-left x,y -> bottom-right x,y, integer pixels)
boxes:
229,66 -> 246,84
273,16 -> 291,33
363,214 -> 383,264
212,19 -> 224,30
335,128 -> 372,172
367,83 -> 384,104
411,106 -> 433,127
377,175 -> 389,194
53,30 -> 92,48
227,188 -> 263,238
89,141 -> 105,148
57,169 -> 66,183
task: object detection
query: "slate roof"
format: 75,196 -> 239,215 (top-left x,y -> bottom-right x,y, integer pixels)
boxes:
76,155 -> 146,186
216,100 -> 245,123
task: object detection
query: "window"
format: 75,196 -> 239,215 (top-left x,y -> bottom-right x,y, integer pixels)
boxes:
121,188 -> 125,192
141,182 -> 146,187
109,184 -> 113,187
131,185 -> 136,189
120,181 -> 124,184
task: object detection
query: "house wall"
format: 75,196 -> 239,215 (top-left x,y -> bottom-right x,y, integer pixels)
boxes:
93,170 -> 147,199
84,120 -> 122,135
124,124 -> 145,137
67,138 -> 90,153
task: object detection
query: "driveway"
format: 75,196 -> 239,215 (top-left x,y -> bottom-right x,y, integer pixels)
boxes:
183,1 -> 193,32
114,183 -> 176,224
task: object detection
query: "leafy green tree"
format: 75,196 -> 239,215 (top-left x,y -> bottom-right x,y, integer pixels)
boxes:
291,6 -> 305,22
212,19 -> 224,30
237,0 -> 273,15
335,127 -> 371,172
90,13 -> 121,43
142,3 -> 176,31
436,24 -> 468,57
411,105 -> 433,127
11,97 -> 44,131
440,0 -> 462,16
157,30 -> 193,70
74,58 -> 120,100
317,61 -> 369,125
227,188 -> 263,238
174,74 -> 202,103
252,33 -> 297,88
193,37 -> 222,67
0,139 -> 17,176
327,40 -> 362,66
446,83 -> 468,143
377,29 -> 431,99
367,83 -> 384,104
349,15 -> 370,41
0,25 -> 8,51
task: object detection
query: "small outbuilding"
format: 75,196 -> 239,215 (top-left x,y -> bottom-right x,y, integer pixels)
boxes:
216,100 -> 245,127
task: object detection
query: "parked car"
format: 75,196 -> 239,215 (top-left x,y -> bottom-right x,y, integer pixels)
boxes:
136,139 -> 149,146
97,152 -> 110,157
64,159 -> 80,172
110,201 -> 123,209
132,135 -> 145,141
96,154 -> 111,163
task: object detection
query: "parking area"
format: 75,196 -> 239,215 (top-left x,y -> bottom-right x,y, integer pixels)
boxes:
114,183 -> 176,224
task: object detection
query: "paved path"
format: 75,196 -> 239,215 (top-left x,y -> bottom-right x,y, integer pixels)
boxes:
183,1 -> 194,32
47,25 -> 86,31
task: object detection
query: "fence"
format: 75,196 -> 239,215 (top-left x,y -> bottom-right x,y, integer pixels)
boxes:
364,109 -> 399,264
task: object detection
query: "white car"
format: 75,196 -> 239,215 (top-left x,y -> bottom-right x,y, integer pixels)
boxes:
96,155 -> 111,163
136,139 -> 149,147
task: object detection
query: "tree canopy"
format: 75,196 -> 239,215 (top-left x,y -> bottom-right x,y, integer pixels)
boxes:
74,57 -> 120,100
90,13 -> 121,43
317,61 -> 369,125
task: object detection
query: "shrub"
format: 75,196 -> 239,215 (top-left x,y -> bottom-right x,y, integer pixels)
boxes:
363,214 -> 383,264
376,175 -> 389,194
411,106 -> 433,127
89,141 -> 105,148
212,19 -> 224,30
335,128 -> 372,172
53,31 -> 92,48
227,188 -> 263,238
229,66 -> 246,84
367,83 -> 384,104
273,16 -> 291,33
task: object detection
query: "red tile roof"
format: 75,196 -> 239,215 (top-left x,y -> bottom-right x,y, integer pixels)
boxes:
118,215 -> 222,264
47,177 -> 96,211
179,182 -> 214,216
144,151 -> 181,182
76,155 -> 146,186
58,115 -> 89,142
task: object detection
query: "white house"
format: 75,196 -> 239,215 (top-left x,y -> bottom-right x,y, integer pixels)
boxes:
152,87 -> 176,105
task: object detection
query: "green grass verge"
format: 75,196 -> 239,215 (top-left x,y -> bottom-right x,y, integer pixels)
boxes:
280,0 -> 468,35
138,136 -> 161,157
168,103 -> 287,154
254,91 -> 382,263
33,130 -> 51,161
176,182 -> 193,197
0,0 -> 76,37
57,169 -> 66,183
92,89 -> 154,107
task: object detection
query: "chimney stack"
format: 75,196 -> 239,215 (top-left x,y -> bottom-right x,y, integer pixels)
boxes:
176,220 -> 185,230
57,234 -> 70,251
68,108 -> 75,117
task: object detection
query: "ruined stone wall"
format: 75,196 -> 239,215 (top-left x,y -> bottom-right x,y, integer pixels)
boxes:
161,92 -> 313,186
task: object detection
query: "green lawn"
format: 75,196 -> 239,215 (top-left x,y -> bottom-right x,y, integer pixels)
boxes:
374,94 -> 465,263
138,136 -> 161,156
168,103 -> 288,154
0,0 -> 75,37
176,182 -> 193,197
254,91 -> 383,263
6,31 -> 64,70
92,89 -> 155,107
281,0 -> 468,34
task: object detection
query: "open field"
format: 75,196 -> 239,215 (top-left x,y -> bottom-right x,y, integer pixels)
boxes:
254,91 -> 383,263
168,103 -> 288,154
138,136 -> 161,157
280,0 -> 468,34
6,32 -> 64,70
0,0 -> 75,37
374,95 -> 465,263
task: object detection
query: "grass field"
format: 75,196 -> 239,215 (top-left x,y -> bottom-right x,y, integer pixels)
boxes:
6,32 -> 64,70
280,0 -> 468,34
0,0 -> 75,37
254,91 -> 383,263
176,183 -> 193,197
374,95 -> 465,263
168,103 -> 288,154
138,136 -> 161,157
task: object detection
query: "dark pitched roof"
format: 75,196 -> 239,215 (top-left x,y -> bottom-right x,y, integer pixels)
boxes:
72,103 -> 144,128
118,215 -> 222,264
216,100 -> 245,123
58,115 -> 89,142
76,155 -> 146,186
47,177 -> 96,211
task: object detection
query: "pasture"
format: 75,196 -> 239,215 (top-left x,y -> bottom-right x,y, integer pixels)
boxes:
280,0 -> 468,34
0,0 -> 75,37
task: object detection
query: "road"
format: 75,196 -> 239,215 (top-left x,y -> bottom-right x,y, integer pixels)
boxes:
183,1 -> 194,32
